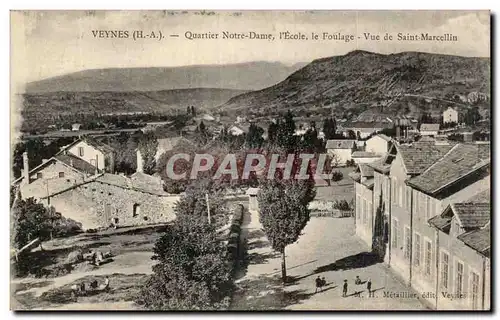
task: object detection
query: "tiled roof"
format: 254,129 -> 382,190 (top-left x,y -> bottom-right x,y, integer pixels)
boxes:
397,142 -> 453,175
352,151 -> 381,158
358,164 -> 374,178
377,134 -> 392,142
452,203 -> 490,229
326,139 -> 356,149
57,137 -> 115,155
55,154 -> 98,175
466,189 -> 490,203
457,224 -> 490,256
420,123 -> 440,131
342,121 -> 393,129
428,214 -> 452,232
407,144 -> 490,193
367,155 -> 393,174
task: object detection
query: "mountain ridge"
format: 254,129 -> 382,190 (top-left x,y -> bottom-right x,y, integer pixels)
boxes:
25,61 -> 308,93
220,50 -> 490,120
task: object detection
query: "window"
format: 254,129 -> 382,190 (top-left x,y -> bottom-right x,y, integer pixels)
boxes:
36,172 -> 43,179
455,261 -> 464,295
441,252 -> 449,289
425,240 -> 432,275
392,219 -> 399,249
426,196 -> 432,219
356,195 -> 361,221
471,271 -> 480,310
59,172 -> 65,178
404,226 -> 411,260
406,187 -> 412,211
368,201 -> 372,225
413,190 -> 418,215
78,146 -> 84,157
362,199 -> 367,225
414,233 -> 421,267
399,181 -> 403,207
133,203 -> 140,217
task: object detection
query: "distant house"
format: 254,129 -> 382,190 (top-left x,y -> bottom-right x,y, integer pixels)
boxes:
420,123 -> 440,137
56,137 -> 116,173
136,136 -> 196,173
365,134 -> 392,154
228,125 -> 245,136
141,121 -> 173,133
246,187 -> 260,211
342,121 -> 393,139
326,139 -> 356,165
203,114 -> 216,122
443,107 -> 459,124
236,116 -> 247,124
72,123 -> 82,131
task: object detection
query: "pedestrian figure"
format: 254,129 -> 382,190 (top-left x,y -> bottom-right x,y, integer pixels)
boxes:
321,277 -> 327,288
355,275 -> 361,285
315,276 -> 322,293
367,278 -> 373,297
343,279 -> 348,297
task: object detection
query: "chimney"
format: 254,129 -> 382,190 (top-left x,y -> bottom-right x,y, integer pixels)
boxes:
22,152 -> 30,184
136,149 -> 143,173
95,155 -> 99,175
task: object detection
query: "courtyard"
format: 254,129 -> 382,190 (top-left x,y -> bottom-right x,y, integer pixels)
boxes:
230,209 -> 428,310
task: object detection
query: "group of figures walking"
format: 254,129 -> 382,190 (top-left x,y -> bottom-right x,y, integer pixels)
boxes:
315,275 -> 374,297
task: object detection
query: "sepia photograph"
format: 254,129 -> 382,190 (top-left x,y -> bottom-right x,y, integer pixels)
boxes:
9,10 -> 491,311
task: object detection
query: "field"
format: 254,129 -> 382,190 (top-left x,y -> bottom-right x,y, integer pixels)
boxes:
11,225 -> 166,310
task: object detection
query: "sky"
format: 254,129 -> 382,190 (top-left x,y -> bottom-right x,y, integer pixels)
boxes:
11,10 -> 490,86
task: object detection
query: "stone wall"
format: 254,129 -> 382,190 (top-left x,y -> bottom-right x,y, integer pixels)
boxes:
44,180 -> 179,230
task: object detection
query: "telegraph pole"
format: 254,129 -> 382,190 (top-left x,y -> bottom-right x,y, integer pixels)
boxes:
205,193 -> 211,224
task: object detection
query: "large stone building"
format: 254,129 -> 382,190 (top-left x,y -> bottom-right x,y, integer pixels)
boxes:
354,140 -> 491,310
13,137 -> 179,230
39,173 -> 179,230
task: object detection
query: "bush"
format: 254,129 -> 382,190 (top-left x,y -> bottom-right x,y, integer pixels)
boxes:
333,200 -> 351,211
345,159 -> 356,167
137,214 -> 232,310
331,171 -> 344,182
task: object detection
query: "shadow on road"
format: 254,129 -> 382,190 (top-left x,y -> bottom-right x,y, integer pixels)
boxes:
314,251 -> 381,274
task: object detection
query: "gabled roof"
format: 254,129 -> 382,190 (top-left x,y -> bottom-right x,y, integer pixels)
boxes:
406,143 -> 490,194
396,142 -> 453,175
420,123 -> 440,131
451,203 -> 490,229
466,189 -> 490,203
326,139 -> 356,149
377,134 -> 392,142
55,154 -> 98,175
351,151 -> 381,158
11,155 -> 97,184
457,224 -> 490,257
57,137 -> 115,155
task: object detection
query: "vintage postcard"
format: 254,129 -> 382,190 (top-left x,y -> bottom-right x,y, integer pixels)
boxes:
10,10 -> 491,311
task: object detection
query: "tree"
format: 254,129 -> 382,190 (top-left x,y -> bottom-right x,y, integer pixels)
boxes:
12,197 -> 81,249
322,117 -> 337,140
137,214 -> 231,310
258,180 -> 315,282
174,179 -> 228,228
267,121 -> 278,143
138,132 -> 158,175
346,130 -> 356,140
465,107 -> 481,125
245,123 -> 264,148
